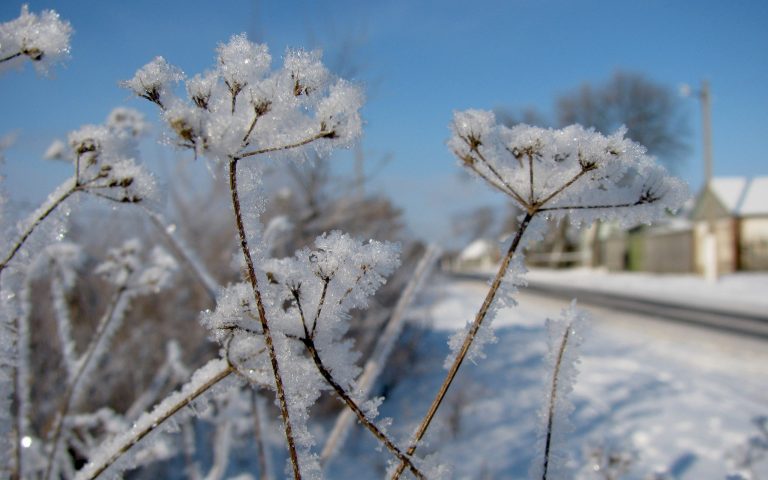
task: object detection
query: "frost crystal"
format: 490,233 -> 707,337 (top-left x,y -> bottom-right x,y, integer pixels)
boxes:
532,301 -> 590,480
0,5 -> 73,75
124,34 -> 364,165
449,110 -> 688,227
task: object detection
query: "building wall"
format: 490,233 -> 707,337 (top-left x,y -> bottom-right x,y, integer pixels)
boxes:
693,219 -> 738,274
741,217 -> 768,270
642,230 -> 694,273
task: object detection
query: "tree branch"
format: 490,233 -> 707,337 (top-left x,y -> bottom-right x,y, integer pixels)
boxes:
541,321 -> 572,480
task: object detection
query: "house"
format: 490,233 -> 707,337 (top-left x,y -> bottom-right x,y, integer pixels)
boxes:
453,238 -> 501,271
691,176 -> 768,272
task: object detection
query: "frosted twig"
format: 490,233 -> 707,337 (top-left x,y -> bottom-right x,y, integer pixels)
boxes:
390,213 -> 533,479
0,179 -> 77,278
541,321 -> 572,480
44,285 -> 129,480
228,157 -> 302,480
0,52 -> 22,64
302,337 -> 425,479
141,206 -> 218,302
234,129 -> 336,160
75,360 -> 234,480
251,391 -> 273,480
320,245 -> 440,462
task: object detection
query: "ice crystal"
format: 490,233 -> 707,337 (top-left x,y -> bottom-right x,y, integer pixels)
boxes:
449,110 -> 688,227
0,5 -> 72,75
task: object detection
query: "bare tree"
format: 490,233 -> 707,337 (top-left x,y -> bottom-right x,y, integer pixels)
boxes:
557,71 -> 688,167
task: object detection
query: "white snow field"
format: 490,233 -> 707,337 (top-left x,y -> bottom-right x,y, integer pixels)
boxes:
327,274 -> 768,479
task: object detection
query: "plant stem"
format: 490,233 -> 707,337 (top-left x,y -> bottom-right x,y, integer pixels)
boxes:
391,212 -> 534,479
541,321 -> 572,480
228,157 -> 302,480
302,338 -> 425,479
45,285 -> 128,480
0,182 -> 77,279
235,130 -> 334,161
0,51 -> 23,63
76,360 -> 234,480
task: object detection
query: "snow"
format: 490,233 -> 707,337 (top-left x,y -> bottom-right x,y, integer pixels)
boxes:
739,177 -> 768,216
524,268 -> 768,318
707,176 -> 768,216
328,275 -> 768,479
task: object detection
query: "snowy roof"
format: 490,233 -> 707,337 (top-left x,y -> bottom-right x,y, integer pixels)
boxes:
458,239 -> 497,261
707,176 -> 768,216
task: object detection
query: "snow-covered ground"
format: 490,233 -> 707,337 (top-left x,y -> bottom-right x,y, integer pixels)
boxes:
328,274 -> 768,479
525,268 -> 768,317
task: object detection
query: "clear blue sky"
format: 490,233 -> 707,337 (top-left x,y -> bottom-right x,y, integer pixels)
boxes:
2,0 -> 767,246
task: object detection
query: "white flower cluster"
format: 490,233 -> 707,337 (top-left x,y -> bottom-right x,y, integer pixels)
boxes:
122,34 -> 364,163
449,110 -> 688,227
0,4 -> 72,75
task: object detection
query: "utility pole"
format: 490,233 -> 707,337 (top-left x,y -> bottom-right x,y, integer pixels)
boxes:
700,80 -> 718,282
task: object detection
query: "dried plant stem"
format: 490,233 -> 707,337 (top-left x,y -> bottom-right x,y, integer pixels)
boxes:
251,391 -> 273,480
0,51 -> 23,63
0,182 -> 76,278
302,338 -> 425,480
541,321 -> 572,480
228,157 -> 302,480
78,361 -> 234,480
45,285 -> 128,480
391,212 -> 534,479
141,206 -> 219,302
235,129 -> 334,160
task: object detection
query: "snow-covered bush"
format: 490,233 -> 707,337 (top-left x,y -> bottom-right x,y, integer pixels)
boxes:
0,4 -> 72,75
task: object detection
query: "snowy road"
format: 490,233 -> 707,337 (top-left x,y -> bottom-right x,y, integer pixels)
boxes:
328,276 -> 768,479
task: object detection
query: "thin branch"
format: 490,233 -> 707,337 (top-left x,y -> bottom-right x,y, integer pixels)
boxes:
228,157 -> 302,480
310,276 -> 330,338
302,338 -> 425,479
140,206 -> 219,303
541,322 -> 572,480
470,147 -> 529,207
75,360 -> 234,480
0,181 -> 77,278
292,287 -> 311,339
234,130 -> 335,161
45,285 -> 129,480
0,51 -> 23,63
528,154 -> 535,205
391,212 -> 534,479
251,391 -> 273,480
535,167 -> 593,209
537,201 -> 639,213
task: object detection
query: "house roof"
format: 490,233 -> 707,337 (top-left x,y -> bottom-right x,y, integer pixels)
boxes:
708,176 -> 768,216
458,239 -> 497,261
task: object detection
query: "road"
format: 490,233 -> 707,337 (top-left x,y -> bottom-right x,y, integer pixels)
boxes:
451,272 -> 768,340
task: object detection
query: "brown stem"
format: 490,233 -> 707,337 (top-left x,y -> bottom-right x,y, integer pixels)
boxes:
0,183 -> 77,279
541,322 -> 572,480
302,338 -> 425,479
235,130 -> 335,161
310,277 -> 330,338
535,167 -> 592,209
537,201 -> 640,213
228,158 -> 302,480
471,148 -> 529,207
391,212 -> 534,479
0,51 -> 23,63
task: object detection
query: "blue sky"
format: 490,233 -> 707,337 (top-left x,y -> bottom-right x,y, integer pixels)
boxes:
2,0 -> 767,245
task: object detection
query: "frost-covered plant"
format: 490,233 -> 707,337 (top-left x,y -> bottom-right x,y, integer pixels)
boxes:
73,34 -> 424,480
0,107 -> 155,278
390,110 -> 688,478
0,4 -> 72,75
24,239 -> 178,480
533,302 -> 589,480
